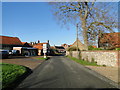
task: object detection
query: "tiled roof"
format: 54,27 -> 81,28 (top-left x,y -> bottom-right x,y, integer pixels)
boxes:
72,39 -> 86,50
99,32 -> 120,48
99,33 -> 120,43
69,45 -> 72,47
50,46 -> 55,49
22,42 -> 27,45
0,36 -> 23,45
33,43 -> 48,50
55,46 -> 65,49
33,45 -> 43,50
22,42 -> 32,47
36,43 -> 48,45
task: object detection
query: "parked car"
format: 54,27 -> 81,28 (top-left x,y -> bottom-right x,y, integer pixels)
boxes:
0,50 -> 9,59
12,50 -> 20,56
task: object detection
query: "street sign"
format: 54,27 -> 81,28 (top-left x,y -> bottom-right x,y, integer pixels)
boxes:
43,44 -> 48,58
43,44 -> 47,53
43,44 -> 47,49
43,50 -> 47,53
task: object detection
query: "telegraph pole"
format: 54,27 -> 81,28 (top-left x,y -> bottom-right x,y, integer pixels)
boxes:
76,23 -> 79,51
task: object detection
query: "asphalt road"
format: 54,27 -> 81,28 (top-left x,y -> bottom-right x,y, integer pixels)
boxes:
16,56 -> 117,88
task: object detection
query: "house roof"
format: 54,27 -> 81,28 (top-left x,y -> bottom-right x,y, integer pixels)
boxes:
22,42 -> 27,44
99,32 -> 120,48
55,46 -> 65,49
50,46 -> 55,49
69,45 -> 73,47
33,45 -> 43,50
72,39 -> 86,50
33,43 -> 48,50
22,42 -> 32,47
37,43 -> 48,45
0,36 -> 23,45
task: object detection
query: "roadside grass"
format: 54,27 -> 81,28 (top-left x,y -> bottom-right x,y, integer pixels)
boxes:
36,57 -> 49,60
67,56 -> 100,66
0,63 -> 27,89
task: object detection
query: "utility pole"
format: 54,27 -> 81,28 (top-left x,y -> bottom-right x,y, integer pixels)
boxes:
76,23 -> 79,51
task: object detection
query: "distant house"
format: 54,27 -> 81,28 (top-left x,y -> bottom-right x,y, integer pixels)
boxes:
71,39 -> 86,50
98,32 -> 120,49
13,47 -> 38,56
22,42 -> 32,47
0,35 -> 38,56
61,44 -> 72,49
33,40 -> 51,55
54,46 -> 65,53
0,36 -> 23,50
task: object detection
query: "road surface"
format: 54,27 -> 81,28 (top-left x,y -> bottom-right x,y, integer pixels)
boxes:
16,56 -> 116,88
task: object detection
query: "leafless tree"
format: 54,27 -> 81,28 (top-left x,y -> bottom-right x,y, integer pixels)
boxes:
49,1 -> 118,50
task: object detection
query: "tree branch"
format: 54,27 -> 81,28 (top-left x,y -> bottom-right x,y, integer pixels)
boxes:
88,21 -> 113,31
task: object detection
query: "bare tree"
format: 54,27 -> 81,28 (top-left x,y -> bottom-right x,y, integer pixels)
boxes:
49,1 -> 118,50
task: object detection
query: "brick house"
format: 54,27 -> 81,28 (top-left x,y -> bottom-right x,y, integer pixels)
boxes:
0,36 -> 23,50
98,32 -> 120,49
54,46 -> 65,53
61,44 -> 72,49
33,40 -> 51,55
0,35 -> 38,56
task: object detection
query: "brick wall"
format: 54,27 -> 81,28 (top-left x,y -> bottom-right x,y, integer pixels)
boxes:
66,50 -> 120,67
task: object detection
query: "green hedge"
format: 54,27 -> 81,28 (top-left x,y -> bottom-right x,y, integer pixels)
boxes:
88,46 -> 103,50
1,63 -> 27,88
115,48 -> 120,50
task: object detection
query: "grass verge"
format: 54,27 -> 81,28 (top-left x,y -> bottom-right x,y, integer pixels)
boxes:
36,57 -> 49,60
67,56 -> 100,66
0,63 -> 28,89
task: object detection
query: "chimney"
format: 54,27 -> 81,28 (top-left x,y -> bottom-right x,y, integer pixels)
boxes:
38,40 -> 40,43
47,40 -> 49,44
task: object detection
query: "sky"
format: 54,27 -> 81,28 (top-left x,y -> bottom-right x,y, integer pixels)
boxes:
2,2 -> 77,46
2,2 -> 119,46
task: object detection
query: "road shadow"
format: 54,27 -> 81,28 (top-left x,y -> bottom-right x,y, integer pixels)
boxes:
2,66 -> 33,90
7,56 -> 29,59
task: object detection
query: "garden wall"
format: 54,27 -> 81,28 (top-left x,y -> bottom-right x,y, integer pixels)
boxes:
66,50 -> 120,67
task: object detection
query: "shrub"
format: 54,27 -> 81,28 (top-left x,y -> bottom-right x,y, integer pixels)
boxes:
103,65 -> 106,67
88,46 -> 103,50
115,48 -> 120,50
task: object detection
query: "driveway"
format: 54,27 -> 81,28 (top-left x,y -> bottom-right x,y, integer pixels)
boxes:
1,56 -> 45,70
16,56 -> 117,88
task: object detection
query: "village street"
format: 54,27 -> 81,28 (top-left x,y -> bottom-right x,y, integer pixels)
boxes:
16,56 -> 116,88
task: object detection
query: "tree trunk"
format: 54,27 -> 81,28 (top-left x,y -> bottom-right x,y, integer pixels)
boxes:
81,19 -> 88,50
